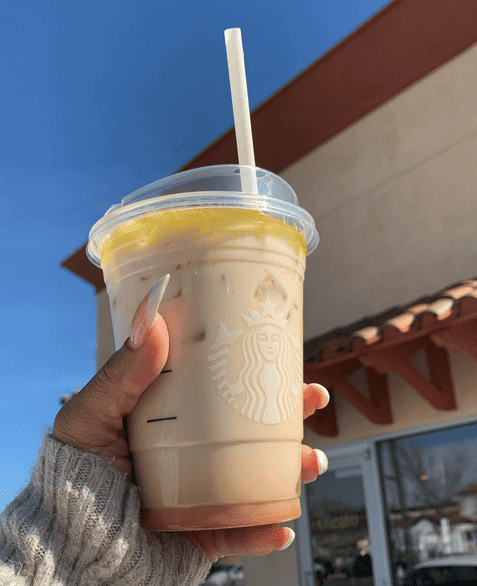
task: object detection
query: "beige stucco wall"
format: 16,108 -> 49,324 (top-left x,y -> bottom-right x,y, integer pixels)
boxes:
279,41 -> 477,450
282,41 -> 477,343
96,289 -> 115,370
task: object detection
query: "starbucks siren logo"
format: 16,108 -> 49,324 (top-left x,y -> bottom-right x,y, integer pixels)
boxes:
207,297 -> 301,424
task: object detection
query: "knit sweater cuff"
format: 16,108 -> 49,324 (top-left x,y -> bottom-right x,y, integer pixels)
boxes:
0,434 -> 211,586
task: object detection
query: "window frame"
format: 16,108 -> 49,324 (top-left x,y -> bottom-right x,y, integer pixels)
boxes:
297,412 -> 477,586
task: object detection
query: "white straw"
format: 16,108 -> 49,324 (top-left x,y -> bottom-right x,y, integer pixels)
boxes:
224,28 -> 258,194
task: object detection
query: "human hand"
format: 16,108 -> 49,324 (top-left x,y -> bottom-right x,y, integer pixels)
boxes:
53,275 -> 171,479
53,277 -> 330,562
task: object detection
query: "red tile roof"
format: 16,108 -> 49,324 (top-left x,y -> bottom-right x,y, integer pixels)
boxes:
304,279 -> 477,365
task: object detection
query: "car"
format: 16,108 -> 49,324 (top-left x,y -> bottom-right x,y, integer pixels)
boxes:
199,563 -> 244,586
403,554 -> 477,585
314,557 -> 334,581
200,565 -> 231,586
228,565 -> 245,585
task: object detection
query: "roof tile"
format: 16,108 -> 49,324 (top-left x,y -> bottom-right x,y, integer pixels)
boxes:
383,312 -> 415,334
352,326 -> 381,345
305,277 -> 477,364
442,281 -> 477,298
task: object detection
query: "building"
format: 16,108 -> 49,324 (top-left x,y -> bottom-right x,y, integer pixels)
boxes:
62,0 -> 477,584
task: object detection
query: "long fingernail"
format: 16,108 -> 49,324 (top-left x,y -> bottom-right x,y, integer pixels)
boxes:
129,274 -> 170,349
277,528 -> 295,551
314,449 -> 329,474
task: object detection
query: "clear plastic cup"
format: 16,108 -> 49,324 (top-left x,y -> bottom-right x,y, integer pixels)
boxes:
87,165 -> 319,531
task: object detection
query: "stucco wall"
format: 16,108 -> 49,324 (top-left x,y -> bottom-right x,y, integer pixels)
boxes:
279,42 -> 477,448
96,289 -> 115,370
281,42 -> 477,343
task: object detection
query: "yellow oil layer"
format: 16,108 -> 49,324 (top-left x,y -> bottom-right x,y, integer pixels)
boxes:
100,208 -> 307,267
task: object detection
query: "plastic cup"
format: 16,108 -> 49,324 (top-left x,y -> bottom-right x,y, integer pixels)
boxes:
87,164 -> 319,531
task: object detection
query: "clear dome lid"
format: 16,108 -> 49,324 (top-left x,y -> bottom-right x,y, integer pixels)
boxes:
87,165 -> 319,266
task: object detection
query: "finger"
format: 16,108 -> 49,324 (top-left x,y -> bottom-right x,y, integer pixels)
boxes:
301,444 -> 329,483
179,525 -> 295,563
303,383 -> 330,419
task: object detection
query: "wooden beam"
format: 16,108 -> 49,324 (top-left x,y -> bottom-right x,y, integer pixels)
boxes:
304,389 -> 339,437
450,322 -> 477,362
306,359 -> 392,426
361,338 -> 456,411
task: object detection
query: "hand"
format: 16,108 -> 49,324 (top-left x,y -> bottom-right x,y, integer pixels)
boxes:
52,311 -> 169,479
53,302 -> 329,563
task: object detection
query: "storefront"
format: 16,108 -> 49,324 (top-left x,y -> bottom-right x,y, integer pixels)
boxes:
300,280 -> 477,585
301,417 -> 477,585
62,1 -> 477,584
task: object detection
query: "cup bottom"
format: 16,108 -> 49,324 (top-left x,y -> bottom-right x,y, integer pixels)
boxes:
141,497 -> 302,531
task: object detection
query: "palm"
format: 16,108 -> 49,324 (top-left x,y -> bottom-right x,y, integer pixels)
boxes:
53,393 -> 133,477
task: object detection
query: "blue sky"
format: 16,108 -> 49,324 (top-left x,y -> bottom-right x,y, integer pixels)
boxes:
1,0 -> 391,511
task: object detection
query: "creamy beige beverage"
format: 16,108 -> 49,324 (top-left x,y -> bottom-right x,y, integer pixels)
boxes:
87,164 -> 319,531
100,207 -> 307,530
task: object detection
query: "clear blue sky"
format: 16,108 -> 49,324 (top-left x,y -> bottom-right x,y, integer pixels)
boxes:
1,0 -> 391,511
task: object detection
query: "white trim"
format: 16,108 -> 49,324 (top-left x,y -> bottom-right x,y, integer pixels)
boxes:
296,488 -> 316,586
323,442 -> 371,469
318,412 -> 477,455
371,412 -> 477,443
362,443 -> 394,586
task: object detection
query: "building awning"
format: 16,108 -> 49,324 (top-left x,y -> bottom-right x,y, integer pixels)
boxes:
304,279 -> 477,437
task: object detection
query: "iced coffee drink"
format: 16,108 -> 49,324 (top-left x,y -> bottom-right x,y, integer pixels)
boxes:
87,165 -> 319,531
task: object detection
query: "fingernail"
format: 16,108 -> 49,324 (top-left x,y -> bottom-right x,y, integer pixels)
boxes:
314,449 -> 329,474
310,383 -> 330,407
277,528 -> 295,551
129,274 -> 170,349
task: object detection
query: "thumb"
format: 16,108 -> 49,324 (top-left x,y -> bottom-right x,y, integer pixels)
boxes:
84,274 -> 171,418
53,278 -> 170,457
90,312 -> 170,419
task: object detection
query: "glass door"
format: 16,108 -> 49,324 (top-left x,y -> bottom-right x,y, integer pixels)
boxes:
298,444 -> 393,586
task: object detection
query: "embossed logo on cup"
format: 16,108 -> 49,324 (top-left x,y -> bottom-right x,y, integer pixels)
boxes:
208,296 -> 301,424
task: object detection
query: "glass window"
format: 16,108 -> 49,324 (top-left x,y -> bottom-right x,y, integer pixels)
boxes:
306,467 -> 374,585
378,423 -> 477,585
403,565 -> 477,585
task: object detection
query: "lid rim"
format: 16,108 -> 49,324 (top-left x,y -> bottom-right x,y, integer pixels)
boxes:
87,165 -> 319,266
88,200 -> 318,266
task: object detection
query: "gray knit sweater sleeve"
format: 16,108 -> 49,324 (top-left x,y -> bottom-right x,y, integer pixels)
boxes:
0,434 -> 212,586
